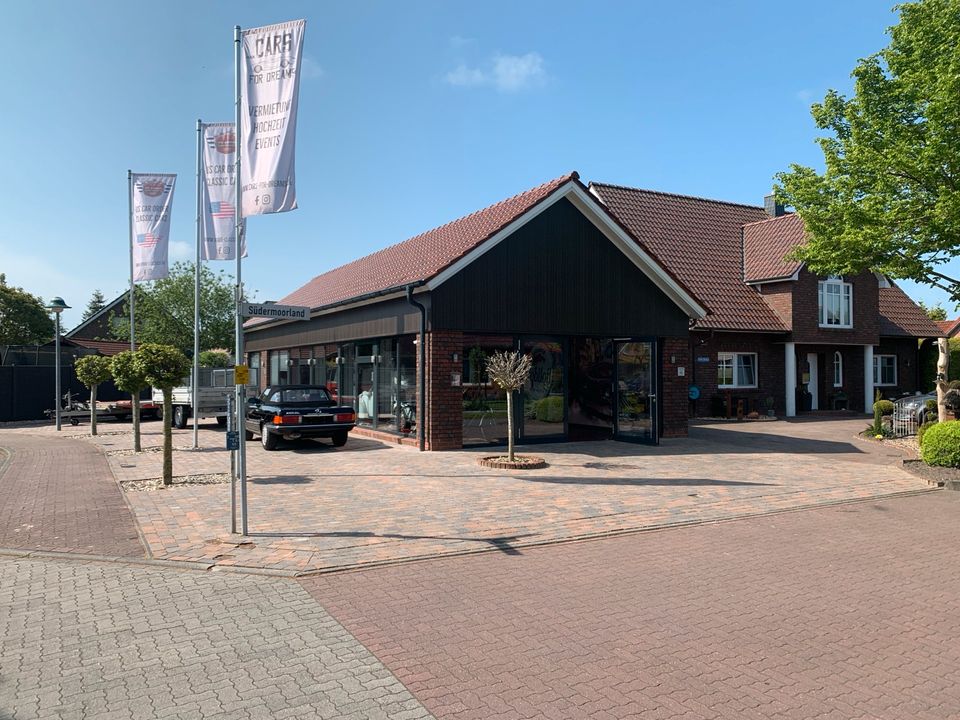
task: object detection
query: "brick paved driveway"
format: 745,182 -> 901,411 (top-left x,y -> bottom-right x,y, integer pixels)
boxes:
21,416 -> 928,574
0,555 -> 432,720
0,431 -> 144,557
304,491 -> 960,719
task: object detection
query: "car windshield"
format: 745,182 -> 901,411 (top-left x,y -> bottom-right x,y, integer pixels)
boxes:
265,388 -> 331,403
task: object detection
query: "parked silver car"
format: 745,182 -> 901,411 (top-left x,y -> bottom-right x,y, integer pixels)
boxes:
895,392 -> 937,425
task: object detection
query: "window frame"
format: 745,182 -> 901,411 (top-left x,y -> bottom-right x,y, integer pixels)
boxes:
818,277 -> 853,329
873,354 -> 898,387
832,351 -> 843,388
717,352 -> 758,389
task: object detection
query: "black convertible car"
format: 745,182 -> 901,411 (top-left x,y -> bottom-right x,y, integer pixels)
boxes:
245,385 -> 356,450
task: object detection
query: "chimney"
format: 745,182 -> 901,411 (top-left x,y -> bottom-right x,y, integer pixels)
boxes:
764,193 -> 785,217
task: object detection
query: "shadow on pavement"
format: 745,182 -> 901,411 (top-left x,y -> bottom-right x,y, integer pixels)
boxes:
251,475 -> 313,485
282,437 -> 391,453
525,476 -> 774,487
250,529 -> 537,555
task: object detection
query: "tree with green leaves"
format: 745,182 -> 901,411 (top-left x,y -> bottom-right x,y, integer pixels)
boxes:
135,343 -> 191,486
82,289 -> 107,322
111,350 -> 149,453
0,274 -> 55,346
198,350 -> 232,367
111,263 -> 238,356
776,0 -> 960,301
775,0 -> 958,420
74,355 -> 112,436
919,301 -> 948,322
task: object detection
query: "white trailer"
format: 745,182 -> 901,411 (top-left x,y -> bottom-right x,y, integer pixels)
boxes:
153,367 -> 256,429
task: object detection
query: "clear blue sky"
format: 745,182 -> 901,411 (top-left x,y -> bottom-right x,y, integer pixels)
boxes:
2,0 -> 955,329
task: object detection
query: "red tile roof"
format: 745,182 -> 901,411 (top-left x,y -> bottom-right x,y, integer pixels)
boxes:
742,213 -> 804,282
878,286 -> 944,337
937,318 -> 960,337
248,173 -> 580,326
70,339 -> 133,356
589,183 -> 787,332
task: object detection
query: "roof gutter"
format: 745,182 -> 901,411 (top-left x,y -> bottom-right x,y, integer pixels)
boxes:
405,283 -> 427,451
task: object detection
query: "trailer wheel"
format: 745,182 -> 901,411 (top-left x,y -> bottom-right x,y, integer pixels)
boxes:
70,417 -> 79,426
173,405 -> 188,429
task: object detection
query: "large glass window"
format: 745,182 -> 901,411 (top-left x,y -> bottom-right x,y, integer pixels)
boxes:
462,335 -> 514,446
340,343 -> 356,413
521,337 -> 565,439
818,278 -> 852,328
874,355 -> 897,386
248,352 -> 261,388
355,342 -> 377,427
324,346 -> 340,402
717,352 -> 757,389
268,350 -> 290,385
376,338 -> 398,432
397,336 -> 417,434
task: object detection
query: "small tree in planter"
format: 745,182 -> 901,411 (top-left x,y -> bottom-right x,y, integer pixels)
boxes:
110,350 -> 149,452
484,350 -> 537,465
74,355 -> 112,436
135,344 -> 191,487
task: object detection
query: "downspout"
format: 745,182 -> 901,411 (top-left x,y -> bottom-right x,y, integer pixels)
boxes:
406,284 -> 427,451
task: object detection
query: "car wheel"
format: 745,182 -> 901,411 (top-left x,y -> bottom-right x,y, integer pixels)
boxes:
216,416 -> 227,427
261,424 -> 278,450
173,405 -> 188,429
331,430 -> 348,447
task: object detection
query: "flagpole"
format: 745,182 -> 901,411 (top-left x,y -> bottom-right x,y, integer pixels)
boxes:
127,170 -> 135,353
234,24 -> 248,536
193,120 -> 202,449
127,170 -> 141,452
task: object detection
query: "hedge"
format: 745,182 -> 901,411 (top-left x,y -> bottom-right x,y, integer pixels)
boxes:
920,420 -> 960,468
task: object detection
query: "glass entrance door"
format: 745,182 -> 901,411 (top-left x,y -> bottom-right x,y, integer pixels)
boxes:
615,341 -> 657,443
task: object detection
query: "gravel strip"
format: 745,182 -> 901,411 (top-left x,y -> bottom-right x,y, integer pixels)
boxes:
121,473 -> 230,492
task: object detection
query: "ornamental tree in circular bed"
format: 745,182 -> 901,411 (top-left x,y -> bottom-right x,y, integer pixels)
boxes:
920,420 -> 960,469
135,343 -> 191,486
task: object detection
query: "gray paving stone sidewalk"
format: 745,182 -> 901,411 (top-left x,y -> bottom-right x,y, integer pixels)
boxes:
0,557 -> 432,720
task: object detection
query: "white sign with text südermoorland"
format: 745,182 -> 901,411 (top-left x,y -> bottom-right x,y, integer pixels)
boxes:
241,302 -> 310,321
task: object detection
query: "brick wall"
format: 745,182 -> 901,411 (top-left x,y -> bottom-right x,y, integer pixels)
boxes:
790,269 -> 880,346
660,337 -> 689,437
875,338 -> 921,399
425,330 -> 464,450
688,332 -> 787,417
756,281 -> 793,329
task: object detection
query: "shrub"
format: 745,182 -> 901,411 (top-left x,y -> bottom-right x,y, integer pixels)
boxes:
535,395 -> 564,423
920,420 -> 960,468
917,419 -> 938,446
925,398 -> 938,414
874,399 -> 894,416
198,350 -> 231,368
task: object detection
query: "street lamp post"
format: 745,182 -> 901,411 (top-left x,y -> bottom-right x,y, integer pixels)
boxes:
45,297 -> 70,431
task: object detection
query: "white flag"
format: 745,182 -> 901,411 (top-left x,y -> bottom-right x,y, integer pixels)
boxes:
131,173 -> 176,283
240,19 -> 304,216
201,123 -> 246,260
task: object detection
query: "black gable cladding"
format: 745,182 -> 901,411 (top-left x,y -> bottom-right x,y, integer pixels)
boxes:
430,198 -> 690,336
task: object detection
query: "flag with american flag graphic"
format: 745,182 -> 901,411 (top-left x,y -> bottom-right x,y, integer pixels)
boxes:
130,172 -> 176,282
200,122 -> 246,260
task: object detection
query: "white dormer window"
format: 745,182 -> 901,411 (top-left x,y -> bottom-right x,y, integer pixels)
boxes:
818,277 -> 852,328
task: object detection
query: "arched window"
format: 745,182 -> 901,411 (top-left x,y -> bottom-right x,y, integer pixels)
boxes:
833,351 -> 843,387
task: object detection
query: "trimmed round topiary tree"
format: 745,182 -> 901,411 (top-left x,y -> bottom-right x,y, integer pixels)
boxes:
74,355 -> 112,436
920,420 -> 960,468
135,344 -> 191,486
110,350 -> 149,452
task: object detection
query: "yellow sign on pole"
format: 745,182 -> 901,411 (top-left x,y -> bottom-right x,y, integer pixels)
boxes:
234,365 -> 249,385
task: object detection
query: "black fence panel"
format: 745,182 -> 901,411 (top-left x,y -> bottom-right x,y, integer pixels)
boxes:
0,367 -> 143,421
